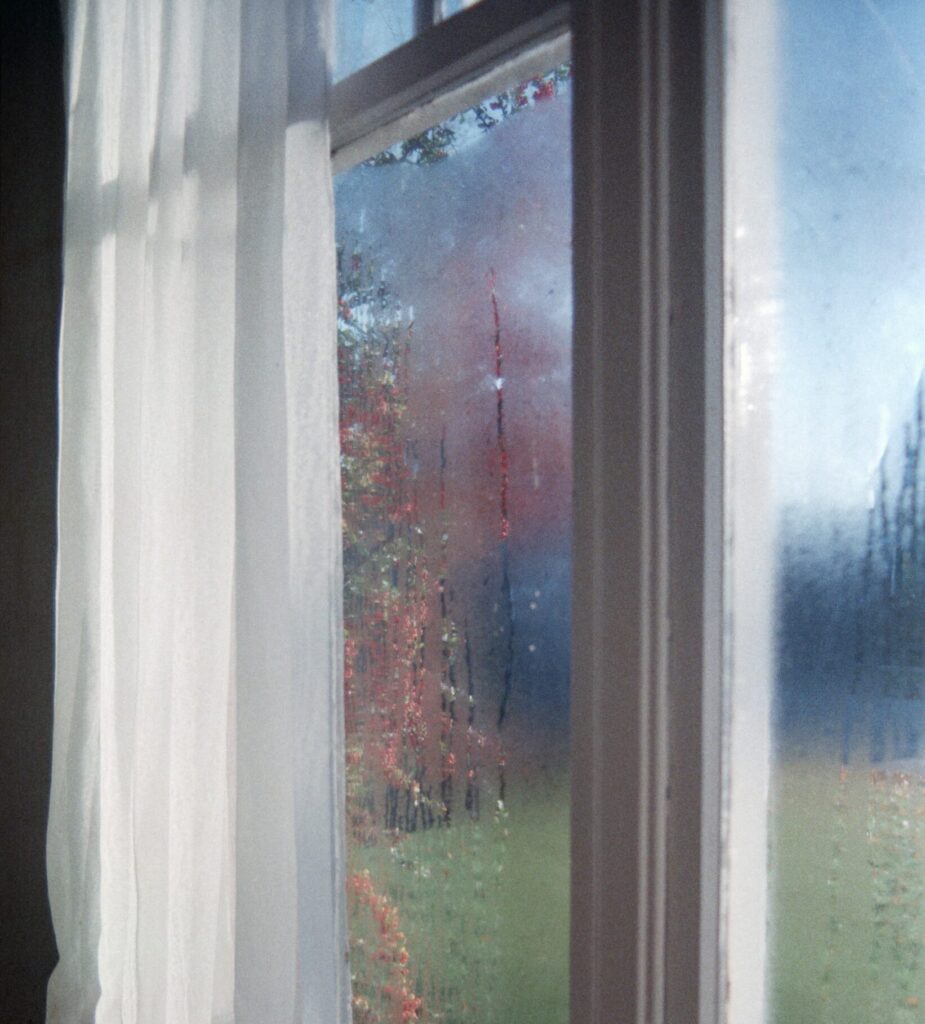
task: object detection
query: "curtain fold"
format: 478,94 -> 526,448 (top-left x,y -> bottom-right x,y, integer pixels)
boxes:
46,1 -> 347,1020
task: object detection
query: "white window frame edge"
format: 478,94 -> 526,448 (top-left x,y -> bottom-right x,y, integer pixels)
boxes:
329,2 -> 726,1022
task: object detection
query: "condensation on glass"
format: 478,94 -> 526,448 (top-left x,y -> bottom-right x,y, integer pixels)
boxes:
726,2 -> 925,1022
335,68 -> 572,1023
336,0 -> 484,80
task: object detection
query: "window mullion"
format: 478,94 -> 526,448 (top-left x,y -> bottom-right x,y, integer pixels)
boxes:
571,1 -> 721,1022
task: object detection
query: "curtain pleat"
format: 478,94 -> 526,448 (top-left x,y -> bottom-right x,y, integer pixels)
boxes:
46,1 -> 346,1021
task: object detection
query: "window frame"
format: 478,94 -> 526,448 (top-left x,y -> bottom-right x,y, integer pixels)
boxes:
328,1 -> 725,1021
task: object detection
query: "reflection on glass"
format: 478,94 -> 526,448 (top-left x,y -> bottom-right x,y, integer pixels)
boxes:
335,68 -> 572,1023
729,2 -> 925,1022
336,0 -> 414,80
335,0 -> 486,81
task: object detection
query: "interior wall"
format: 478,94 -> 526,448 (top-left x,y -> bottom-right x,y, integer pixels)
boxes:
0,0 -> 64,1018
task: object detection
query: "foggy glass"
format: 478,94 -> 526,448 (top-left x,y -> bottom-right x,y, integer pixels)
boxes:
728,2 -> 925,1021
335,69 -> 571,1023
335,0 -> 486,81
336,0 -> 414,80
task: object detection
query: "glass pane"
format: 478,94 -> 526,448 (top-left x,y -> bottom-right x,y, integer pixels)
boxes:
336,0 -> 414,80
726,2 -> 925,1022
335,68 -> 572,1023
335,0 -> 485,81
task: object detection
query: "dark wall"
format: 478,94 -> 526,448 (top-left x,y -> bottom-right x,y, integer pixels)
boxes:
0,0 -> 64,1018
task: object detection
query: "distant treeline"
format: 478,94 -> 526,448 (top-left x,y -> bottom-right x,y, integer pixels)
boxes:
776,376 -> 924,763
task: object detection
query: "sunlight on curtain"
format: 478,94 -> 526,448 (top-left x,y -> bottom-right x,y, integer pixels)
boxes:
46,1 -> 347,1021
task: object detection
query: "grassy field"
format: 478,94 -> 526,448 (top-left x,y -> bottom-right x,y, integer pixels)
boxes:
769,760 -> 925,1024
348,760 -> 924,1023
348,777 -> 570,1024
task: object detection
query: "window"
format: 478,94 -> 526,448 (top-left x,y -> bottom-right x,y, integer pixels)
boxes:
334,11 -> 573,1022
329,0 -> 924,1020
330,1 -> 723,1022
336,71 -> 573,1020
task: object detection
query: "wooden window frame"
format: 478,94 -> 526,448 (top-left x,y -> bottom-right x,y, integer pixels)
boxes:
329,1 -> 725,1020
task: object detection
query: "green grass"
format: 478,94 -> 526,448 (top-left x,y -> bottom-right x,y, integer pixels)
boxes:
348,777 -> 570,1024
348,759 -> 925,1024
769,760 -> 925,1024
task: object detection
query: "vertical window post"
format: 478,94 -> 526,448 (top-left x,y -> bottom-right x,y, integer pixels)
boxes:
570,1 -> 722,1021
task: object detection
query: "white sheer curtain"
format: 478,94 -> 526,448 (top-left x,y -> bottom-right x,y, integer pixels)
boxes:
46,1 -> 347,1021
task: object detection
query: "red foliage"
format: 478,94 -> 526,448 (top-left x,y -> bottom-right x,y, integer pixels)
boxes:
350,870 -> 424,1024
